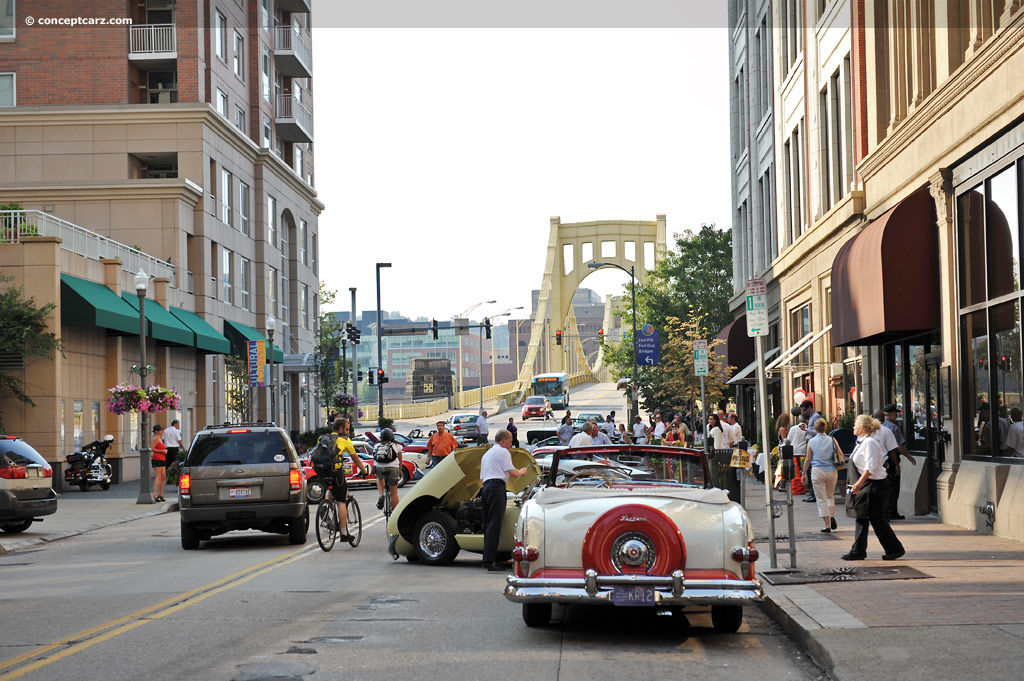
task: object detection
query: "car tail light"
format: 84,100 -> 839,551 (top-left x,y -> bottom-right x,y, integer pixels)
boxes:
731,542 -> 759,580
289,469 -> 302,491
454,425 -> 460,431
179,473 -> 191,495
0,466 -> 27,479
42,466 -> 53,478
227,429 -> 251,433
512,546 -> 539,562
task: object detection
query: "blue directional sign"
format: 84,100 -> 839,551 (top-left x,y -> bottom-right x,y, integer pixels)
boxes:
636,325 -> 660,366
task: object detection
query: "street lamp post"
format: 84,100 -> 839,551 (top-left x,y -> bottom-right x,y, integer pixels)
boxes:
588,261 -> 639,422
350,287 -> 358,426
266,315 -> 277,425
375,263 -> 391,420
457,300 -> 495,395
135,270 -> 154,505
490,307 -> 524,386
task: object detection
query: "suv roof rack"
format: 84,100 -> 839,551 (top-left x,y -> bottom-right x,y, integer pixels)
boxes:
203,421 -> 280,430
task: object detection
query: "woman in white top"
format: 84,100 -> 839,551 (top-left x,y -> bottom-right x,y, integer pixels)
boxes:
707,414 -> 728,451
843,414 -> 905,561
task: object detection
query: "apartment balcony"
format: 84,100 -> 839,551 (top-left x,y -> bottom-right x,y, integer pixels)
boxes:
274,26 -> 312,79
128,24 -> 177,68
275,0 -> 311,13
275,94 -> 313,143
0,210 -> 176,286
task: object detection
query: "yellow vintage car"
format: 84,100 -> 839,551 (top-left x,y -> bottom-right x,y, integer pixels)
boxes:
386,445 -> 540,565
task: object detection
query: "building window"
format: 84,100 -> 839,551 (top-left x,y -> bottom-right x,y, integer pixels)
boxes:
261,0 -> 270,32
311,232 -> 318,275
233,31 -> 244,79
267,195 -> 277,247
262,114 -> 272,148
299,219 -> 307,265
958,160 -> 1024,459
222,249 -> 233,304
269,266 -> 278,317
239,258 -> 251,310
818,87 -> 832,214
791,303 -> 812,369
0,1 -> 13,39
220,169 -> 233,226
261,45 -> 271,102
239,181 -> 250,236
216,88 -> 228,117
73,400 -> 84,448
215,11 -> 227,61
0,73 -> 13,106
234,105 -> 245,132
301,284 -> 309,329
295,146 -> 303,179
281,271 -> 290,324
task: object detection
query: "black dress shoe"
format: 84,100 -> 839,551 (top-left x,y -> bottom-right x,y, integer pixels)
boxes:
803,497 -> 816,502
890,514 -> 906,520
831,517 -> 838,530
484,563 -> 505,572
882,549 -> 906,561
840,553 -> 866,561
820,527 -> 831,533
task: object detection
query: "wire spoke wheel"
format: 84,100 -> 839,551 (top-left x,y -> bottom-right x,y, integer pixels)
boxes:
346,496 -> 362,547
316,498 -> 337,552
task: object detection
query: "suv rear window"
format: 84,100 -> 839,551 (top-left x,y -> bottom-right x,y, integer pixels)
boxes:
453,415 -> 477,424
185,431 -> 293,466
0,439 -> 48,467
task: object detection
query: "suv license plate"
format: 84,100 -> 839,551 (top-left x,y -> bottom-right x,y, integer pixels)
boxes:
228,487 -> 252,499
612,585 -> 656,606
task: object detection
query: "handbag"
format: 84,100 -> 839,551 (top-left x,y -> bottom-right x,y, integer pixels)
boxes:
832,437 -> 845,466
844,461 -> 870,519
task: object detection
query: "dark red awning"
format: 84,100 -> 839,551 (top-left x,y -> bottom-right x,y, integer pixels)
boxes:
718,316 -> 754,373
831,187 -> 939,346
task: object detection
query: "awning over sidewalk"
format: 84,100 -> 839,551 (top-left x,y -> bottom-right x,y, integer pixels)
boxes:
766,325 -> 832,372
60,274 -> 140,334
831,187 -> 939,346
727,347 -> 781,384
718,316 -> 755,374
223,320 -> 285,362
120,293 -> 194,347
282,353 -> 315,373
169,307 -> 231,354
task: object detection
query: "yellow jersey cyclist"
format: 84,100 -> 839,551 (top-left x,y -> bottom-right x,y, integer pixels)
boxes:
328,417 -> 368,541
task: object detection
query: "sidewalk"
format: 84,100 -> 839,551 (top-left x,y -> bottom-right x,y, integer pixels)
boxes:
0,484 -> 177,554
743,478 -> 1024,681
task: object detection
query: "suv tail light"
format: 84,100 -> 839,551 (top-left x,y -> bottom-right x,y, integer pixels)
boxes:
42,466 -> 53,478
179,473 -> 191,495
0,466 -> 27,479
289,469 -> 302,490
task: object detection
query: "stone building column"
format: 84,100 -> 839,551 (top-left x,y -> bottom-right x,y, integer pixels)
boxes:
929,168 -> 959,517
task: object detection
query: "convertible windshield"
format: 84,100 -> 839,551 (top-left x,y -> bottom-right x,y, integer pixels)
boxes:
550,447 -> 707,488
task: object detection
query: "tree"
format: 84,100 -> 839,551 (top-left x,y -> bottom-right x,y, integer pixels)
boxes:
0,274 -> 62,432
314,284 -> 345,417
223,354 -> 251,422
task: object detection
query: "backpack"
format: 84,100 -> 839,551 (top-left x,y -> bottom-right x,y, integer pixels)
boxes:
374,442 -> 398,465
311,434 -> 338,476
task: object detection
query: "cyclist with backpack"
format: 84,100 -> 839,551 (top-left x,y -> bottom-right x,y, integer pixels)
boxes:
374,428 -> 403,511
322,417 -> 367,541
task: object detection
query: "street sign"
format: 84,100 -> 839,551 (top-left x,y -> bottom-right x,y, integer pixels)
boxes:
636,325 -> 660,366
693,339 -> 708,376
745,278 -> 769,337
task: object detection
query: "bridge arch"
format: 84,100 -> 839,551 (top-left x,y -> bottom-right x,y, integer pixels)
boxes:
512,215 -> 667,398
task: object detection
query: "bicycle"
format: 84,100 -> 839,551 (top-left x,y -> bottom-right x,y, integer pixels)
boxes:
315,489 -> 362,552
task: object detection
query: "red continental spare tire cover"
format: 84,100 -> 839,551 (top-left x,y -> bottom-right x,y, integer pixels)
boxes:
581,503 -> 685,576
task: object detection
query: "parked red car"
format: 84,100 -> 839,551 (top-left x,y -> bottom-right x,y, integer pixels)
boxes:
300,440 -> 418,504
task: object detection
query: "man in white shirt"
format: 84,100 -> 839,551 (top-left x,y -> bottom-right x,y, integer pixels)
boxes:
727,413 -> 743,446
592,423 -> 612,446
480,429 -> 529,571
476,411 -> 489,445
632,416 -> 648,444
1007,407 -> 1024,457
162,419 -> 184,468
569,421 -> 595,448
653,416 -> 667,441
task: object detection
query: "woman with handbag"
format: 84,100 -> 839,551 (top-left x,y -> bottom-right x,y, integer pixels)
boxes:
807,419 -> 842,532
842,414 -> 906,561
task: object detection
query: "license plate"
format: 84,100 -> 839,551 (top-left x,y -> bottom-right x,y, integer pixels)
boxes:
228,487 -> 252,499
612,585 -> 656,606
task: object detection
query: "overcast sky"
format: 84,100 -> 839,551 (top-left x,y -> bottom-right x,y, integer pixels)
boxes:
313,27 -> 731,323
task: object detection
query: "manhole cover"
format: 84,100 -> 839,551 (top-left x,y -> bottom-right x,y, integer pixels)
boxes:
760,565 -> 931,585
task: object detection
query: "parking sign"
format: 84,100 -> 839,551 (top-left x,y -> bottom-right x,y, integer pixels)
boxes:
745,278 -> 769,337
693,339 -> 708,376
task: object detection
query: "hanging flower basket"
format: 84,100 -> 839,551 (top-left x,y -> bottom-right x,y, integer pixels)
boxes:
334,393 -> 359,409
107,384 -> 180,415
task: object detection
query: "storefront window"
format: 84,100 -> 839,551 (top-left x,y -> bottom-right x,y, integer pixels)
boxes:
988,166 -> 1020,298
962,311 -> 989,456
843,359 -> 862,417
909,345 -> 927,445
73,401 -> 83,448
991,300 -> 1022,421
959,187 -> 987,306
130,412 -> 139,452
91,401 -> 100,441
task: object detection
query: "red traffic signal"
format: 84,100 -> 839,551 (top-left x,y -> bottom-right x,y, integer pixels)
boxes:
377,368 -> 388,384
598,328 -> 604,341
555,329 -> 562,346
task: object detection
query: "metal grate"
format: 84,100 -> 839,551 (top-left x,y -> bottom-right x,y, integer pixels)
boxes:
760,565 -> 932,585
0,352 -> 25,372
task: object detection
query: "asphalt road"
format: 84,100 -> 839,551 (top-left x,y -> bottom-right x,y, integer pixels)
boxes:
0,385 -> 824,681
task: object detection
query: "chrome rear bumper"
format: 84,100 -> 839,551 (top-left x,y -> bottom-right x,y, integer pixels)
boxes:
504,569 -> 763,606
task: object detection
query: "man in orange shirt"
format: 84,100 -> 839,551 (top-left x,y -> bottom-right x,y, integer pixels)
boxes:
427,421 -> 459,467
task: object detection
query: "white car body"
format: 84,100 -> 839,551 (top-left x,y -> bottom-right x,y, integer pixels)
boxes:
504,445 -> 763,631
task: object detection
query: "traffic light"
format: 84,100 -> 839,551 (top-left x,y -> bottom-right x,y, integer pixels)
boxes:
484,317 -> 492,340
431,318 -> 439,340
357,370 -> 364,382
368,369 -> 375,385
598,328 -> 604,342
345,322 -> 361,344
555,329 -> 562,345
377,368 -> 388,384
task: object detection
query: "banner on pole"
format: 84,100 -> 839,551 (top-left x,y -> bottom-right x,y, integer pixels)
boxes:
247,340 -> 266,386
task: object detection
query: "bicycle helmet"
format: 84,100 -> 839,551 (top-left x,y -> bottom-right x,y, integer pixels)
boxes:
380,428 -> 395,442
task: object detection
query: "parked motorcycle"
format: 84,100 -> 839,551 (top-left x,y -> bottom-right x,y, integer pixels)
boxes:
64,435 -> 114,492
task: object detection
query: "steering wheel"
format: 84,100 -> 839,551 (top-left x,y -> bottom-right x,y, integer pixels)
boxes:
566,470 -> 613,488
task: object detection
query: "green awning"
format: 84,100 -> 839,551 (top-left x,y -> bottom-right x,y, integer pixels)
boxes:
224,320 -> 284,363
60,274 -> 140,334
120,293 -> 194,346
169,307 -> 231,354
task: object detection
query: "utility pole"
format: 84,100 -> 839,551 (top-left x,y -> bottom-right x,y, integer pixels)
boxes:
350,288 -> 358,426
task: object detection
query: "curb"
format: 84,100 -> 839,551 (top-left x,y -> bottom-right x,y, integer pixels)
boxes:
758,582 -> 835,678
0,500 -> 179,555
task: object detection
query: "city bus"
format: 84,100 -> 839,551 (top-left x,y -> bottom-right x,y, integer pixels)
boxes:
531,372 -> 570,409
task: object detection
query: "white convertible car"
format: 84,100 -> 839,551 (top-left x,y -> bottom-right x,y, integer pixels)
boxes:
504,445 -> 763,632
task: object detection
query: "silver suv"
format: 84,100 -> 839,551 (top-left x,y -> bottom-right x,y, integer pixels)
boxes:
0,435 -> 57,534
178,423 -> 307,550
